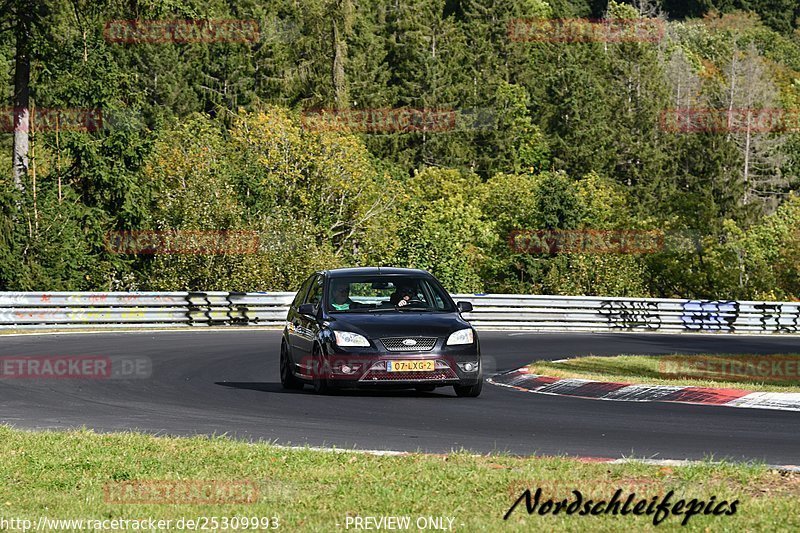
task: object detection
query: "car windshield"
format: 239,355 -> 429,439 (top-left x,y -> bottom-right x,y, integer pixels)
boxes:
326,276 -> 455,313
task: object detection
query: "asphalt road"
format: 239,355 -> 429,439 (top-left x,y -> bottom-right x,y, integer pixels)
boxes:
0,330 -> 798,464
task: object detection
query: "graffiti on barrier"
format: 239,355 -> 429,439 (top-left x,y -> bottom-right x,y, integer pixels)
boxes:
681,300 -> 739,331
755,303 -> 799,333
598,300 -> 662,330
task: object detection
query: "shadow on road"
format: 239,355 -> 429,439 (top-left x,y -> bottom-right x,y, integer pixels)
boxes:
215,381 -> 293,393
214,381 -> 456,397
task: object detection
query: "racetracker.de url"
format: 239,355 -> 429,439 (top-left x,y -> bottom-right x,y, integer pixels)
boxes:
0,516 -> 281,531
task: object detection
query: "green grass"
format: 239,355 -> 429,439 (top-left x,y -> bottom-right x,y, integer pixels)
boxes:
527,354 -> 800,393
0,426 -> 799,531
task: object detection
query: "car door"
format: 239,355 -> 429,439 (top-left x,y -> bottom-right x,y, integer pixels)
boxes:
295,274 -> 324,362
287,274 -> 315,354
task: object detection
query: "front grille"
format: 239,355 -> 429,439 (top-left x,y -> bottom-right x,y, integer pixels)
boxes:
380,337 -> 437,352
362,370 -> 457,381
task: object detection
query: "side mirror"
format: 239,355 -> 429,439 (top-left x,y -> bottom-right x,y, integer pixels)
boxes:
298,303 -> 317,317
457,301 -> 473,313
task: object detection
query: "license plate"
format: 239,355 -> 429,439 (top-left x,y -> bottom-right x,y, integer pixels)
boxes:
387,360 -> 434,372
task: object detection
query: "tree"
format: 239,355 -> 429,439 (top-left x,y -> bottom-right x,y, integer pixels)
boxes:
392,167 -> 495,292
717,44 -> 793,212
331,0 -> 352,109
7,0 -> 37,190
471,82 -> 550,175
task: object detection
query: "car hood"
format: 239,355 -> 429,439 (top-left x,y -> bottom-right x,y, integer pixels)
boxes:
327,312 -> 469,339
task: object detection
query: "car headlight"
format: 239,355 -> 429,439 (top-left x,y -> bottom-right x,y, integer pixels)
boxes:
446,328 -> 474,346
334,331 -> 371,347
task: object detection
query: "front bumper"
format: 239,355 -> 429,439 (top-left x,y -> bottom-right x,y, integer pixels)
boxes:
314,339 -> 480,387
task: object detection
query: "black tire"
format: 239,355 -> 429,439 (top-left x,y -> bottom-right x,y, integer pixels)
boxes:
415,384 -> 436,392
311,344 -> 330,395
453,378 -> 482,398
280,342 -> 304,390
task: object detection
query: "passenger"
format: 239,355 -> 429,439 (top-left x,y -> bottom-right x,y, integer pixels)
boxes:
330,281 -> 356,310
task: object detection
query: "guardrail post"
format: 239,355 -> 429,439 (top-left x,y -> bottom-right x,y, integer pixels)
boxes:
186,292 -> 212,326
227,292 -> 250,325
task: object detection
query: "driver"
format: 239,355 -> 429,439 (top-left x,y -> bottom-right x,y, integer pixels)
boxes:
389,283 -> 416,307
330,281 -> 356,310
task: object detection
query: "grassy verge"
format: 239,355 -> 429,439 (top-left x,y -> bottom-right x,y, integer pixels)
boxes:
0,426 -> 799,531
527,354 -> 800,392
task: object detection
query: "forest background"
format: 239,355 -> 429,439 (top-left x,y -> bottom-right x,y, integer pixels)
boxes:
1,0 -> 799,300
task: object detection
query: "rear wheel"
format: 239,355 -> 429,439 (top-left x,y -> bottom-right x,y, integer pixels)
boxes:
280,342 -> 304,390
453,378 -> 482,398
312,344 -> 330,395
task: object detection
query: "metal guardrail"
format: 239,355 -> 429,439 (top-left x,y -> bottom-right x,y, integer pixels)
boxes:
0,292 -> 798,334
452,294 -> 799,333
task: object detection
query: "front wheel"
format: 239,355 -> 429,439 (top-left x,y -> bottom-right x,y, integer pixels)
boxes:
453,378 -> 482,398
280,342 -> 304,390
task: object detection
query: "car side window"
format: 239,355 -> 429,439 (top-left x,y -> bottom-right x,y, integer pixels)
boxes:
292,275 -> 315,308
304,275 -> 324,307
422,279 -> 449,311
431,290 -> 445,310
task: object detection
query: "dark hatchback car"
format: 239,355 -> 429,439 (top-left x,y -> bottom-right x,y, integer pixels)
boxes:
280,267 -> 482,397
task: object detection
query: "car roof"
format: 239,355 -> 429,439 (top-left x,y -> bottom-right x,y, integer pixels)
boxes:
324,267 -> 432,279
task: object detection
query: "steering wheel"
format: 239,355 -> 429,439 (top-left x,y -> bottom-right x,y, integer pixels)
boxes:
397,298 -> 426,307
